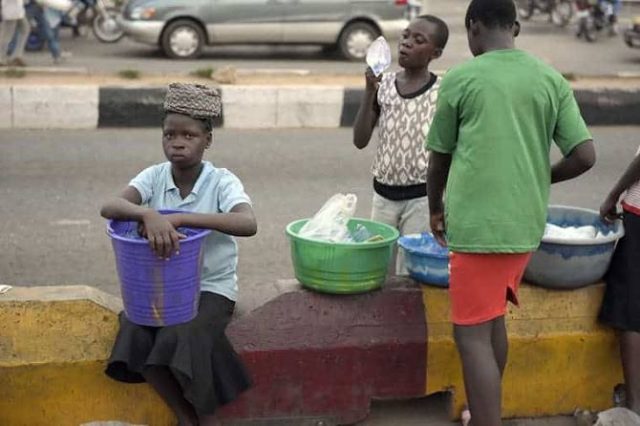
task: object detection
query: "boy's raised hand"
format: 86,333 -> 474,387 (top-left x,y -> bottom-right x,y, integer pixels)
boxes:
365,67 -> 382,92
140,211 -> 187,260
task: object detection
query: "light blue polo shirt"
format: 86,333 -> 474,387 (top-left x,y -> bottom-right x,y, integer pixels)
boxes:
129,161 -> 252,302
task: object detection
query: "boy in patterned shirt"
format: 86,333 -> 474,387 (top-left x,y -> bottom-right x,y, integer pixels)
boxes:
353,14 -> 449,274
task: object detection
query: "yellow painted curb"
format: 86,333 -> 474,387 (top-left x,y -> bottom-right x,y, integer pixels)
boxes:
0,286 -> 174,426
423,283 -> 623,419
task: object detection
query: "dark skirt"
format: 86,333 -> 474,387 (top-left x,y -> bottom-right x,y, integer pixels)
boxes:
599,211 -> 640,332
105,292 -> 251,415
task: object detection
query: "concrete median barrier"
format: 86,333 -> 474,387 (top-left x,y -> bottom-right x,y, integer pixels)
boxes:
1,83 -> 638,129
12,86 -> 98,129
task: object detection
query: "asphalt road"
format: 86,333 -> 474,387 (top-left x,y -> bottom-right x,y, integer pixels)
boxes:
0,126 -> 637,316
19,0 -> 640,76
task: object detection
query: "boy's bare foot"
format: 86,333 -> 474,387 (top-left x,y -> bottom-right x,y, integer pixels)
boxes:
574,408 -> 597,426
461,406 -> 471,426
613,383 -> 626,407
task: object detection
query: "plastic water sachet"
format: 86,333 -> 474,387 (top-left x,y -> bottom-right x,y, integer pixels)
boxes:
366,36 -> 392,77
299,193 -> 358,243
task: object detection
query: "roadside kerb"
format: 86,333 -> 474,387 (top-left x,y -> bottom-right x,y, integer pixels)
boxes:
12,85 -> 98,129
1,83 -> 639,129
99,86 -> 226,129
222,86 -> 278,129
574,88 -> 640,126
342,86 -> 640,127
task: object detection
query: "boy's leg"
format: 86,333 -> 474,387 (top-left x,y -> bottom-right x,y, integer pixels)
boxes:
371,192 -> 402,274
9,18 -> 29,62
621,331 -> 640,414
397,195 -> 429,275
492,316 -> 508,377
142,365 -> 199,425
454,318 -> 504,426
449,253 -> 530,426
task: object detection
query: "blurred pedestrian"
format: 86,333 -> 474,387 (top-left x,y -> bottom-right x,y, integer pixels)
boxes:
0,0 -> 29,67
25,0 -> 71,64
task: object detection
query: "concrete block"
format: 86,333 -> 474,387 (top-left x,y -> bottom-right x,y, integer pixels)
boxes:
99,87 -> 165,128
276,86 -> 343,128
13,85 -> 99,129
575,88 -> 640,126
341,88 -> 364,127
222,85 -> 277,129
0,87 -> 12,128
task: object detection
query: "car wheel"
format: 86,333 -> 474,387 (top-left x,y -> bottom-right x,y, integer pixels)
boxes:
338,22 -> 379,61
161,19 -> 205,59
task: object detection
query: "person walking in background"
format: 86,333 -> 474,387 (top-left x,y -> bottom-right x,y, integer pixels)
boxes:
0,0 -> 29,67
24,0 -> 70,64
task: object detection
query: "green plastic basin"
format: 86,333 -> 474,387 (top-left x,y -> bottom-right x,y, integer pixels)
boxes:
285,218 -> 400,294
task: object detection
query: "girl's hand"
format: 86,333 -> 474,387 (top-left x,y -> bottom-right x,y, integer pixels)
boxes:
599,194 -> 620,224
365,67 -> 382,92
140,211 -> 186,259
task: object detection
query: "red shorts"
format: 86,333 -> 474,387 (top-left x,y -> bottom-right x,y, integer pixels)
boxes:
449,252 -> 532,326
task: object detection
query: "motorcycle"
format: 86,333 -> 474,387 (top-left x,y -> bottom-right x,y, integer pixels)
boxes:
516,0 -> 574,27
575,0 -> 617,42
26,0 -> 124,51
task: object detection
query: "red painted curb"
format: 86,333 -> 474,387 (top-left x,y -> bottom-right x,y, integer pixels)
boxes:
221,278 -> 427,424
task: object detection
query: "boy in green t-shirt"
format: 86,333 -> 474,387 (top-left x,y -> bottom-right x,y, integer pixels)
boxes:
425,0 -> 596,424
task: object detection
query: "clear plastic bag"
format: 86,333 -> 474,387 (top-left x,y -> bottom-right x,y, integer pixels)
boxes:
299,194 -> 357,242
366,36 -> 392,77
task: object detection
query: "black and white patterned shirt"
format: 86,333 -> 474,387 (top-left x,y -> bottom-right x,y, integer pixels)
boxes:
372,72 -> 440,186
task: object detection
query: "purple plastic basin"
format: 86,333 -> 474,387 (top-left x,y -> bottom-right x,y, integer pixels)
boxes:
107,210 -> 211,327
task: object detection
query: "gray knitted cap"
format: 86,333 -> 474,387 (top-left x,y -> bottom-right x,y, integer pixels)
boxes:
163,83 -> 221,119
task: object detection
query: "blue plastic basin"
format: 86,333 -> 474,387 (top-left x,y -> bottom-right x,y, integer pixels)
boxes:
398,233 -> 449,287
524,205 -> 624,289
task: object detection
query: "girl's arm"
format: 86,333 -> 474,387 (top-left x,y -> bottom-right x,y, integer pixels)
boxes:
353,68 -> 381,150
100,186 -> 146,220
601,153 -> 640,222
100,186 -> 186,259
167,203 -> 258,237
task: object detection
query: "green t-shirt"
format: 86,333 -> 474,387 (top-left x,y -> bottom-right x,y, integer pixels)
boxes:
426,49 -> 592,253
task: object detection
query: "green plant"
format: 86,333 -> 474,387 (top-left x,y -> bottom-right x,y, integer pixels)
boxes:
117,69 -> 141,79
190,67 -> 215,79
